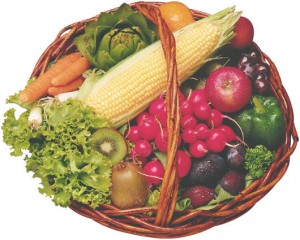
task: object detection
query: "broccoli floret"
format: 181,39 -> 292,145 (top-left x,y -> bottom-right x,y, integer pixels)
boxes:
245,145 -> 276,179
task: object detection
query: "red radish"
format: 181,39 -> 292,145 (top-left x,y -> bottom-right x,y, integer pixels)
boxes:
182,127 -> 198,144
205,128 -> 227,153
206,109 -> 223,128
176,150 -> 191,178
180,99 -> 193,116
138,116 -> 160,140
205,66 -> 252,113
155,128 -> 182,152
136,112 -> 151,125
230,16 -> 254,49
193,101 -> 211,120
194,123 -> 210,140
126,126 -> 141,143
180,114 -> 197,129
155,128 -> 168,152
149,97 -> 167,126
205,109 -> 244,141
143,158 -> 165,186
128,150 -> 147,166
133,139 -> 152,157
179,91 -> 186,103
189,140 -> 208,158
188,89 -> 208,107
149,97 -> 166,117
219,125 -> 239,142
156,112 -> 167,127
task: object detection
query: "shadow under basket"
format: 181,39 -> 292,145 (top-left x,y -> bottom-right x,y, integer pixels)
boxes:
31,2 -> 298,238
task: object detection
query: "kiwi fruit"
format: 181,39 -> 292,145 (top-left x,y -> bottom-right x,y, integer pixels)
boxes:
90,128 -> 127,166
111,162 -> 149,209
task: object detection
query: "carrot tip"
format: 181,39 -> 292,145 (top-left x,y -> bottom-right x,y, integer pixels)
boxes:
19,92 -> 29,103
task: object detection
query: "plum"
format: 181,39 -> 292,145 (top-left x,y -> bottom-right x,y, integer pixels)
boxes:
219,170 -> 245,195
184,153 -> 226,187
226,144 -> 246,170
182,185 -> 215,208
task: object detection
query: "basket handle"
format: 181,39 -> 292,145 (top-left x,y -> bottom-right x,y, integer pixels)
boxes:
136,2 -> 181,226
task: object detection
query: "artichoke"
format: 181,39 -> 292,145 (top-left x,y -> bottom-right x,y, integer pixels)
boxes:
75,3 -> 158,71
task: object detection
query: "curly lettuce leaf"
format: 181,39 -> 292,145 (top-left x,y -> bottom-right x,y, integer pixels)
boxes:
198,185 -> 236,210
2,109 -> 32,156
146,187 -> 191,212
3,99 -> 112,208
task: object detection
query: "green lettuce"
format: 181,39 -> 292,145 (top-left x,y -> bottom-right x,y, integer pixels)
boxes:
198,185 -> 236,210
2,99 -> 112,208
146,187 -> 191,212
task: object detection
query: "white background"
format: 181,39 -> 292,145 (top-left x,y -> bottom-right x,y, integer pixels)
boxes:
0,0 -> 299,239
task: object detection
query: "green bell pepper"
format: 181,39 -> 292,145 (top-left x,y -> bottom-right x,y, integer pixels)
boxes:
234,95 -> 285,150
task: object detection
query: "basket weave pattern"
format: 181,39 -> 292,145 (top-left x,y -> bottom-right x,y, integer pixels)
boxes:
30,2 -> 298,238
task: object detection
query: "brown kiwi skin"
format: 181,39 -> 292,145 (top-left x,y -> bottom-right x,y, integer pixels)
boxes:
111,162 -> 149,209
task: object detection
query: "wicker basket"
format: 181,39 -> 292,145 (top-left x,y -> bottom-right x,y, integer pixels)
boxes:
30,2 -> 298,238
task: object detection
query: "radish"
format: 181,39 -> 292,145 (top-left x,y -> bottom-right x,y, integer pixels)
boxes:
180,99 -> 193,116
143,158 -> 165,186
136,112 -> 151,125
128,150 -> 147,166
219,125 -> 240,142
193,101 -> 211,120
149,97 -> 167,127
194,123 -> 210,140
133,139 -> 153,158
149,97 -> 166,116
155,128 -> 168,152
206,109 -> 245,140
125,126 -> 141,143
179,91 -> 186,103
206,109 -> 223,128
189,140 -> 208,158
180,114 -> 197,129
205,126 -> 243,153
155,128 -> 182,152
188,89 -> 208,107
182,127 -> 198,144
138,116 -> 160,140
205,128 -> 228,153
176,150 -> 192,179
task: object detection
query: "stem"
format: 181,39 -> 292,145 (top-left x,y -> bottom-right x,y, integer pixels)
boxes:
252,96 -> 265,114
56,90 -> 78,102
28,105 -> 43,130
224,115 -> 245,142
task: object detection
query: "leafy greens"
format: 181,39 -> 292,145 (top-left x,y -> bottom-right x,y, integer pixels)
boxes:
2,98 -> 112,208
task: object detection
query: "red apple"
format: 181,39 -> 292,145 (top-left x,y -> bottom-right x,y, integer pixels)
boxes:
205,66 -> 252,113
230,16 -> 254,49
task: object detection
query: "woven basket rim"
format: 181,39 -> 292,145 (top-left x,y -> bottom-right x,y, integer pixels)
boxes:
29,1 -> 298,238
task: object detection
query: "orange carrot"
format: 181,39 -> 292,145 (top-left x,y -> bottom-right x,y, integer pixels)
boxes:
51,57 -> 90,86
48,77 -> 84,96
19,52 -> 82,103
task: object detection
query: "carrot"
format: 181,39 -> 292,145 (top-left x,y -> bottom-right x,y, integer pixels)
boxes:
48,77 -> 84,96
51,57 -> 90,86
19,52 -> 82,103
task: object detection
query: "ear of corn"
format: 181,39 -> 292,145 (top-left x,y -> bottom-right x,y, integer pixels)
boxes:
80,7 -> 241,127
